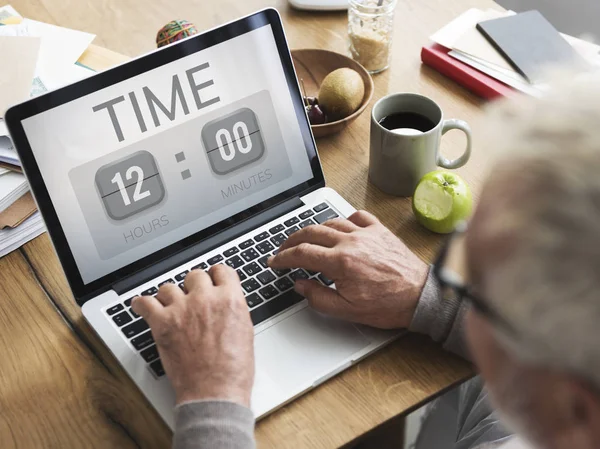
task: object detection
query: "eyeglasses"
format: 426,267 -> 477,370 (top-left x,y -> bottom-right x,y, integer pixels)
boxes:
431,222 -> 521,340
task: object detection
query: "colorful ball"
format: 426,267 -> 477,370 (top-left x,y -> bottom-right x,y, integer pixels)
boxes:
156,20 -> 198,48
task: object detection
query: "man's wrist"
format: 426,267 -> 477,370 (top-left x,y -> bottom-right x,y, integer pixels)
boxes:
175,384 -> 252,408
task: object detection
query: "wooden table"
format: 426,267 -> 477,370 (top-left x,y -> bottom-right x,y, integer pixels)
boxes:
0,0 -> 502,447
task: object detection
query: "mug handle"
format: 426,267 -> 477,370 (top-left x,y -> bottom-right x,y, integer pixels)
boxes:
437,119 -> 472,169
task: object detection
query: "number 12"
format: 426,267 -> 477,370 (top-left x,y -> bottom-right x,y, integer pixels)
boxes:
111,165 -> 151,206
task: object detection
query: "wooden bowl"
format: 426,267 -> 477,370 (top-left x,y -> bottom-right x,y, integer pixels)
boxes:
291,49 -> 374,138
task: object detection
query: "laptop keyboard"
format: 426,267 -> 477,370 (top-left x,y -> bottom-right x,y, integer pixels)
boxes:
103,202 -> 338,378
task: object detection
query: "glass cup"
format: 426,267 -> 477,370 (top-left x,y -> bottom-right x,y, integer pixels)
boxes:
348,0 -> 397,74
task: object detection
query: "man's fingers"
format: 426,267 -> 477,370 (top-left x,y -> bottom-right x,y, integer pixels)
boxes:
155,283 -> 184,306
269,244 -> 335,273
279,225 -> 343,252
295,280 -> 355,320
347,210 -> 380,228
131,295 -> 164,325
185,269 -> 213,293
321,218 -> 359,233
209,264 -> 239,287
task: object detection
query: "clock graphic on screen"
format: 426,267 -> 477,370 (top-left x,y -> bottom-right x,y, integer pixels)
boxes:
201,107 -> 266,175
95,150 -> 166,220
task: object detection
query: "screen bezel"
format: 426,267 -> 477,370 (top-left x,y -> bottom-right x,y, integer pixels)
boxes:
5,8 -> 325,302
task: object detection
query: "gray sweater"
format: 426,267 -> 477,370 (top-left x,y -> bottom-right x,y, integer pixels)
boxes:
172,270 -> 516,449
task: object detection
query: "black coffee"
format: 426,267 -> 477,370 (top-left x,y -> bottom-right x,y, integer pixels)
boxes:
378,112 -> 436,133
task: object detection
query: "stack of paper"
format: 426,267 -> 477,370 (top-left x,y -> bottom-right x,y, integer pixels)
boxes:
0,4 -> 96,167
0,212 -> 45,258
0,170 -> 28,212
0,4 -> 96,257
428,8 -> 600,97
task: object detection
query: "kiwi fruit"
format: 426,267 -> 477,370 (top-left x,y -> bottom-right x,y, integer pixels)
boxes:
318,68 -> 365,121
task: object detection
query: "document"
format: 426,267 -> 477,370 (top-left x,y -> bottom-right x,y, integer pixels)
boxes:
0,35 -> 40,116
21,19 -> 95,90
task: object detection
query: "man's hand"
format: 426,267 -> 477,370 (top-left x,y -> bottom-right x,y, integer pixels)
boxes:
269,210 -> 428,329
132,265 -> 254,407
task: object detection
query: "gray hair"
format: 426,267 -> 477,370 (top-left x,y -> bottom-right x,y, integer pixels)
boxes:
469,72 -> 600,388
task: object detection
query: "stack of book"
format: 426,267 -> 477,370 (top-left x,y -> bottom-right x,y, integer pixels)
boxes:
0,4 -> 96,257
421,8 -> 600,100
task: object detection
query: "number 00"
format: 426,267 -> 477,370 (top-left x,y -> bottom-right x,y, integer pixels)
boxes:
215,121 -> 253,162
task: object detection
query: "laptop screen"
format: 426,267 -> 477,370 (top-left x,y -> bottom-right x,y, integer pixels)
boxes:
20,22 -> 314,284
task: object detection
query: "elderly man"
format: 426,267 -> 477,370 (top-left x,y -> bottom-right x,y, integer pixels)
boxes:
132,77 -> 600,449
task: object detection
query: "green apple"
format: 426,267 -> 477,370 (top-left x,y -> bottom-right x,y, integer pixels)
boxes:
412,170 -> 473,234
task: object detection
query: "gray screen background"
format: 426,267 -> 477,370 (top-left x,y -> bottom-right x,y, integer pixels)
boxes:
21,25 -> 314,283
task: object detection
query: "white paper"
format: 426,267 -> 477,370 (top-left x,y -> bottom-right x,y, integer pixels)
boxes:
0,168 -> 8,176
0,119 -> 8,137
0,212 -> 46,258
0,170 -> 28,212
0,4 -> 22,21
0,36 -> 40,116
20,18 -> 95,89
0,23 -> 29,36
0,137 -> 19,167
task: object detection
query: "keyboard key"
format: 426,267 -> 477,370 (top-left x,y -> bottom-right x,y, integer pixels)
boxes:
259,284 -> 279,299
112,311 -> 132,327
318,273 -> 334,286
254,231 -> 270,242
269,224 -> 285,234
207,254 -> 224,265
243,262 -> 262,276
246,293 -> 264,308
158,279 -> 175,287
192,262 -> 208,270
299,219 -> 315,228
130,308 -> 139,319
258,255 -> 270,269
225,255 -> 244,269
242,278 -> 261,293
256,241 -> 274,254
257,270 -> 276,285
250,290 -> 304,325
236,269 -> 247,281
272,267 -> 291,277
223,247 -> 239,257
239,239 -> 254,249
313,203 -> 328,213
122,319 -> 149,339
124,297 -> 133,307
178,282 -> 186,291
141,286 -> 158,296
274,276 -> 294,292
284,217 -> 300,227
285,225 -> 299,236
270,233 -> 287,247
140,344 -> 160,363
314,208 -> 339,224
299,209 -> 315,219
149,359 -> 165,377
290,269 -> 309,281
174,271 -> 188,282
240,248 -> 259,262
131,330 -> 154,350
307,270 -> 318,276
106,304 -> 124,315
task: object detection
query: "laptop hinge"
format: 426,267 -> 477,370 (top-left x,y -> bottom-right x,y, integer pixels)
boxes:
112,195 -> 304,296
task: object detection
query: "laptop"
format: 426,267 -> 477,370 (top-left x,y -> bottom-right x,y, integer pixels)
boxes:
5,8 -> 400,427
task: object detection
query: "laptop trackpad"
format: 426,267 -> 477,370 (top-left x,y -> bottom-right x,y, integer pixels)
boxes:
255,307 -> 370,391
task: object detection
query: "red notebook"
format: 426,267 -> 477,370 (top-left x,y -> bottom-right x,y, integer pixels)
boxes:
421,44 -> 515,100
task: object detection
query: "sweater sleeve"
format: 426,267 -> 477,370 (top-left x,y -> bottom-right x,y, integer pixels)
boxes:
173,400 -> 256,449
408,267 -> 472,361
